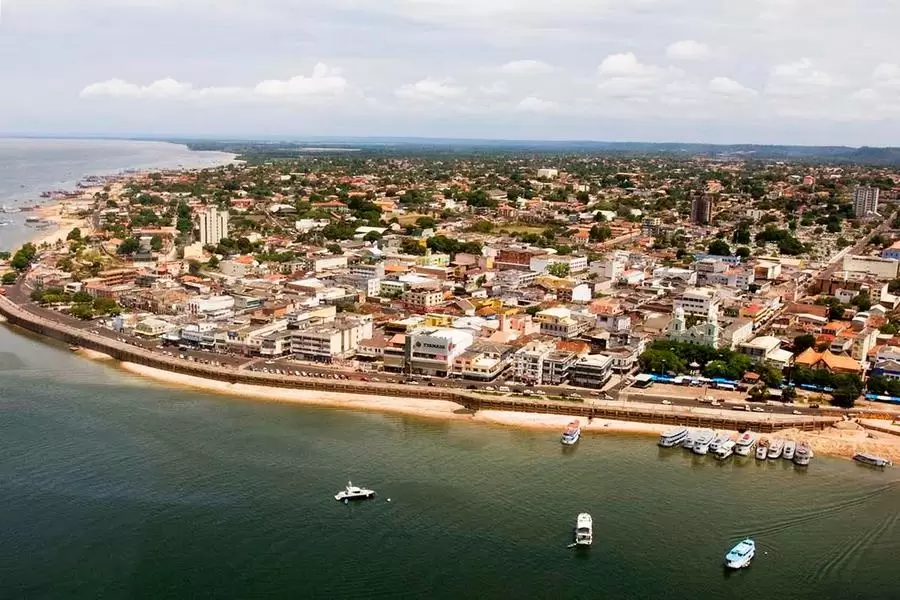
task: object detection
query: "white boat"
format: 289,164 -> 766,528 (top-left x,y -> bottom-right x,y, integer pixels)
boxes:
561,420 -> 581,445
574,513 -> 593,546
692,429 -> 716,455
783,441 -> 796,461
734,432 -> 757,456
793,442 -> 812,466
853,453 -> 893,467
755,439 -> 769,460
681,429 -> 698,449
715,440 -> 736,460
767,438 -> 785,460
709,433 -> 731,453
658,427 -> 689,448
334,481 -> 375,501
724,538 -> 756,569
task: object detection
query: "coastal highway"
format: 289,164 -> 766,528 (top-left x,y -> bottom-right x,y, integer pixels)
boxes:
4,280 -> 890,421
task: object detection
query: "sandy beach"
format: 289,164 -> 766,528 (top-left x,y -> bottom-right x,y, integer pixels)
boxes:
67,354 -> 897,462
30,203 -> 87,247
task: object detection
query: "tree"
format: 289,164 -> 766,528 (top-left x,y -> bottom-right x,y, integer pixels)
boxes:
66,228 -> 82,241
589,223 -> 612,243
363,230 -> 383,242
208,255 -> 220,269
70,304 -> 94,320
707,239 -> 731,256
735,246 -> 751,259
416,216 -> 437,230
1,272 -> 16,285
793,334 -> 817,354
150,235 -> 163,252
547,262 -> 570,278
638,349 -> 685,374
327,243 -> 344,255
850,292 -> 872,312
93,297 -> 120,316
470,220 -> 494,233
400,238 -> 426,255
831,386 -> 859,408
11,243 -> 37,271
72,291 -> 93,303
188,260 -> 201,276
117,237 -> 141,255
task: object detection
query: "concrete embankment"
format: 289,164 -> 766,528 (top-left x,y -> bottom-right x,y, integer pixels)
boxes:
0,294 -> 840,432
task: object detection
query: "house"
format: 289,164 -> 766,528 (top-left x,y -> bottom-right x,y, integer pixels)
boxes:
793,348 -> 863,374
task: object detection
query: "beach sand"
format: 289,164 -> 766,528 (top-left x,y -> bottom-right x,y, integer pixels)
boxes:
59,352 -> 900,462
29,203 -> 87,247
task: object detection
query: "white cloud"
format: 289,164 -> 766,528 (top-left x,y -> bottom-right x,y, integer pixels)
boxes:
253,63 -> 348,97
395,77 -> 465,102
665,40 -> 710,61
598,53 -> 648,77
500,59 -> 553,75
597,53 -> 683,99
765,58 -> 839,98
80,63 -> 348,101
479,81 -> 509,96
708,77 -> 757,98
515,96 -> 559,113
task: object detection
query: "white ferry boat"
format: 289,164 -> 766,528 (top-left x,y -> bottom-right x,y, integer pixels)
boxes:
734,432 -> 757,456
561,420 -> 581,445
709,433 -> 731,453
715,440 -> 736,460
767,439 -> 785,459
692,429 -> 716,455
658,427 -> 689,448
334,481 -> 375,501
681,429 -> 698,449
793,442 -> 812,466
783,440 -> 796,461
574,513 -> 593,547
853,453 -> 892,468
724,538 -> 756,569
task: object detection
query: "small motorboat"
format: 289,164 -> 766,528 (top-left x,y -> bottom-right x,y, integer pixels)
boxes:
725,538 -> 756,569
853,453 -> 893,468
334,481 -> 375,501
574,513 -> 593,547
755,438 -> 769,460
561,420 -> 581,445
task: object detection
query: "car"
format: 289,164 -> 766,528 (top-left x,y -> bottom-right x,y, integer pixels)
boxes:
361,376 -> 369,382
792,410 -> 803,415
732,405 -> 749,411
428,382 -> 437,387
661,400 -> 673,405
372,377 -> 381,382
498,386 -> 511,392
264,360 -> 274,365
484,386 -> 496,392
752,407 -> 765,413
535,390 -> 547,396
810,403 -> 820,409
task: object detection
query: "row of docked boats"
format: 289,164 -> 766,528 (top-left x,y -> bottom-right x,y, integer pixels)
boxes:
658,427 -> 813,466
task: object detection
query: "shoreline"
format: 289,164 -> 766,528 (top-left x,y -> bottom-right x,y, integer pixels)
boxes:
68,349 -> 900,462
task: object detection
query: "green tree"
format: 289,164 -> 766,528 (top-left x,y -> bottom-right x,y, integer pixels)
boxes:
208,255 -> 220,269
117,237 -> 141,255
470,220 -> 494,234
70,304 -> 94,320
363,230 -> 383,242
589,223 -> 612,243
150,235 -> 163,251
1,272 -> 16,285
547,262 -> 571,278
850,292 -> 872,311
66,227 -> 82,241
188,260 -> 201,276
707,239 -> 731,256
793,334 -> 817,353
93,297 -> 120,316
735,246 -> 751,259
11,243 -> 37,271
72,291 -> 93,303
638,349 -> 685,374
831,386 -> 859,408
416,216 -> 437,230
327,243 -> 343,255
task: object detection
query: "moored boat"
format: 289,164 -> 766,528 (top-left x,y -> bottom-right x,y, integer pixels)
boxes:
334,481 -> 375,501
715,440 -> 736,460
561,420 -> 581,445
783,440 -> 796,461
574,513 -> 593,547
692,429 -> 716,455
724,538 -> 756,569
853,453 -> 893,468
734,432 -> 757,456
793,442 -> 812,466
658,427 -> 688,448
767,438 -> 785,460
755,438 -> 769,460
709,433 -> 731,453
681,429 -> 698,449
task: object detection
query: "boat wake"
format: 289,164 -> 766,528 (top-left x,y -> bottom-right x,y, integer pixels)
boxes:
810,510 -> 900,582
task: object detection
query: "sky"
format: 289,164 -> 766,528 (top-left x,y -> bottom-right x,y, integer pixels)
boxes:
3,0 -> 900,145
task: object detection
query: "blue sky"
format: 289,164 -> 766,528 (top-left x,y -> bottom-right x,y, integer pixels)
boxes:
3,0 -> 900,145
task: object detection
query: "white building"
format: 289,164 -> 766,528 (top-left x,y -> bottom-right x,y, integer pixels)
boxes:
291,315 -> 374,361
842,255 -> 899,280
186,295 -> 235,317
537,168 -> 559,179
674,288 -> 720,318
199,206 -> 230,246
405,327 -> 474,377
852,186 -> 880,218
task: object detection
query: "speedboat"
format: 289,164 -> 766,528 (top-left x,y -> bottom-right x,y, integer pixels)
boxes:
793,442 -> 812,466
734,432 -> 757,456
681,429 -> 698,449
783,440 -> 796,461
692,429 -> 716,455
574,513 -> 593,547
715,440 -> 736,460
334,481 -> 375,501
561,420 -> 581,445
755,438 -> 769,460
767,439 -> 785,460
853,453 -> 893,468
709,433 -> 731,453
658,427 -> 688,448
724,538 -> 756,569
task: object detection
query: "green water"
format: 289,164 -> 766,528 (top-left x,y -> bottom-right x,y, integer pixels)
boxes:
1,325 -> 899,599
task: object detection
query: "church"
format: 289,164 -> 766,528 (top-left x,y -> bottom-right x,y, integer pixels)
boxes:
667,306 -> 721,349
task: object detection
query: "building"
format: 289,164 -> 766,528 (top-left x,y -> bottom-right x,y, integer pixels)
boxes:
402,289 -> 446,311
737,336 -> 792,367
852,186 -> 880,218
793,348 -> 862,374
404,327 -> 474,377
881,241 -> 900,261
841,255 -> 899,280
186,295 -> 235,317
668,307 -> 721,348
674,288 -> 720,318
198,206 -> 229,246
290,315 -> 374,361
570,354 -> 613,388
534,307 -> 591,339
537,168 -> 559,179
690,195 -> 714,225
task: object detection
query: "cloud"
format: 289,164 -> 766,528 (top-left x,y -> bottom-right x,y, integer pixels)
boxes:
766,58 -> 838,96
479,81 -> 509,96
597,53 -> 683,99
500,60 -> 553,75
395,78 -> 465,102
665,40 -> 711,61
598,53 -> 649,78
515,96 -> 559,113
708,77 -> 757,98
80,63 -> 348,102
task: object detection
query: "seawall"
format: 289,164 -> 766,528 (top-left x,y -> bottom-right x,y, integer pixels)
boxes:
0,293 -> 842,433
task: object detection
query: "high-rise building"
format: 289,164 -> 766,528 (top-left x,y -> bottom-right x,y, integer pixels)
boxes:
690,195 -> 714,225
853,186 -> 880,218
199,206 -> 229,246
